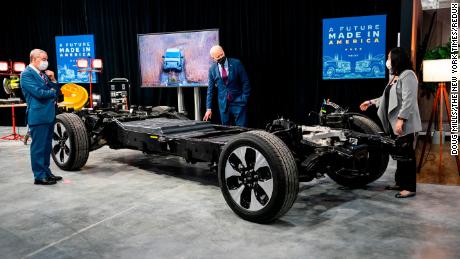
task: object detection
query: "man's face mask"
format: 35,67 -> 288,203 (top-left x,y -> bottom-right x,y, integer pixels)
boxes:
38,60 -> 48,71
217,56 -> 226,65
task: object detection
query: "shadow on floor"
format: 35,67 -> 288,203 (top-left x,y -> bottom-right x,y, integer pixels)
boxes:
108,152 -> 395,228
110,153 -> 220,187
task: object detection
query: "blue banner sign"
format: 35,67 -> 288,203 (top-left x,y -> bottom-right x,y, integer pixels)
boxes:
323,15 -> 386,80
55,34 -> 96,83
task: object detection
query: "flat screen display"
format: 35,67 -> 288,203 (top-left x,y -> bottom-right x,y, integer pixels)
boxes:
323,15 -> 386,80
138,29 -> 219,87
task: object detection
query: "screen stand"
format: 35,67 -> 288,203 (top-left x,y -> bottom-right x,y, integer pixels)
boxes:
193,87 -> 201,121
177,87 -> 185,114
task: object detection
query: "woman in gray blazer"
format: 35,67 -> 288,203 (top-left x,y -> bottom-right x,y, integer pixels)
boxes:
360,47 -> 421,198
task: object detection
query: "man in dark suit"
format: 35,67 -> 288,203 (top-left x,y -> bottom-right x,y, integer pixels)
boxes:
21,49 -> 63,185
203,45 -> 251,127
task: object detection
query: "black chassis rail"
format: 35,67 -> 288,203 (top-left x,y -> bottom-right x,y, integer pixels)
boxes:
103,119 -> 396,168
103,118 -> 250,164
76,108 -> 398,171
267,118 -> 396,159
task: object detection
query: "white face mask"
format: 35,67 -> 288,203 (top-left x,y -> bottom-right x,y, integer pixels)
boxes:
38,60 -> 48,71
385,59 -> 391,70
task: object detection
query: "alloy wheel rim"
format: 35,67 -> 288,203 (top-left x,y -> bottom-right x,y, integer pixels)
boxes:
52,122 -> 70,164
225,146 -> 273,211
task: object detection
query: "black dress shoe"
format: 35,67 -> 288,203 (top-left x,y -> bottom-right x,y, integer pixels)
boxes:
34,178 -> 57,185
49,174 -> 63,181
395,192 -> 416,198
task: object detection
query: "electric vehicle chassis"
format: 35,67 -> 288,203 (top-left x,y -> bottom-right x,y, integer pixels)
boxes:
51,103 -> 397,223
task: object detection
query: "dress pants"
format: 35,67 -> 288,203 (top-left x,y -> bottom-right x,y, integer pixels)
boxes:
220,104 -> 247,127
394,133 -> 416,192
29,123 -> 54,180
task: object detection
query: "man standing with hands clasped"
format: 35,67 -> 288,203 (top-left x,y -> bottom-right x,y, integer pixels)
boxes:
21,49 -> 63,185
203,45 -> 251,127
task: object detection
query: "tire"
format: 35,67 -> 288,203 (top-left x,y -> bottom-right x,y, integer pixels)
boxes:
218,130 -> 299,223
326,115 -> 389,188
52,113 -> 89,171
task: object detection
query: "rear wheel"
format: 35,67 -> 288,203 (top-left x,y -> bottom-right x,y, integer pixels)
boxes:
218,130 -> 298,223
52,113 -> 89,171
326,115 -> 389,188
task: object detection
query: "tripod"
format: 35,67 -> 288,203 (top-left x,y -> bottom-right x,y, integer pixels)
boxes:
0,103 -> 25,141
417,82 -> 460,175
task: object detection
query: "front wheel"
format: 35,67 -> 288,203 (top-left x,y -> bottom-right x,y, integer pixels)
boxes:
52,113 -> 89,171
218,130 -> 299,223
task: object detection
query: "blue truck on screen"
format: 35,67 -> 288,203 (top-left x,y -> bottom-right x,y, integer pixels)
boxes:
162,48 -> 184,72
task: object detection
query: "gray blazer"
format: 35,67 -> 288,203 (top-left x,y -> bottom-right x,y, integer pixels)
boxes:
371,70 -> 422,136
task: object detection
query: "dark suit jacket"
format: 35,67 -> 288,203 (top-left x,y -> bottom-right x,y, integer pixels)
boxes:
206,58 -> 251,112
20,65 -> 60,125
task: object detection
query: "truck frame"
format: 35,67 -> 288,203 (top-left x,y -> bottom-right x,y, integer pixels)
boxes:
51,104 -> 397,223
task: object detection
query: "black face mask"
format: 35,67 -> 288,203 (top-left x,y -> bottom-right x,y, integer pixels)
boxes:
217,56 -> 226,65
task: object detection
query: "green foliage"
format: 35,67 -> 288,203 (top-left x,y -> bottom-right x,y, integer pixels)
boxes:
421,41 -> 453,94
424,41 -> 451,60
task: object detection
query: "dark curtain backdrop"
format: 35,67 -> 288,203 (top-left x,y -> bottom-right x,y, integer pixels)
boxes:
0,0 -> 402,128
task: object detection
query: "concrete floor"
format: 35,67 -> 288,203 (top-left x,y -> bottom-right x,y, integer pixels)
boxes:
0,127 -> 459,259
